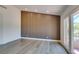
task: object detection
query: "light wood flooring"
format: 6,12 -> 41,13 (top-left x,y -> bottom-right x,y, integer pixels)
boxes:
0,39 -> 67,54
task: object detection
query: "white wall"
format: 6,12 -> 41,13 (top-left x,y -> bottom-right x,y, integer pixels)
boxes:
0,6 -> 21,44
61,5 -> 79,51
0,10 -> 3,44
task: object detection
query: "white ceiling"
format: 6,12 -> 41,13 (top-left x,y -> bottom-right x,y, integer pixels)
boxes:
15,5 -> 68,15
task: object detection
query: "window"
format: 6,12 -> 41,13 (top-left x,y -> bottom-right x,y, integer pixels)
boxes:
64,17 -> 70,51
72,10 -> 79,54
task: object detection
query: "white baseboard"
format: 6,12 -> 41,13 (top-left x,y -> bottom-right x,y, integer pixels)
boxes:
21,37 -> 60,42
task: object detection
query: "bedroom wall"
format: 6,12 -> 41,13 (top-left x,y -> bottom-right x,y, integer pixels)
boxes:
0,6 -> 21,44
0,10 -> 3,44
21,11 -> 60,40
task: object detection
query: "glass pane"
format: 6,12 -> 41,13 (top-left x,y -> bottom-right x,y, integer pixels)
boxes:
73,13 -> 79,54
64,17 -> 69,51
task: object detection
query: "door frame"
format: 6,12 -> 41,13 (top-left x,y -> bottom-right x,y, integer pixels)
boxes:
70,7 -> 79,53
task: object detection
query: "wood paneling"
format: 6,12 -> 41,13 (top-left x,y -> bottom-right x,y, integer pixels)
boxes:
21,11 -> 60,40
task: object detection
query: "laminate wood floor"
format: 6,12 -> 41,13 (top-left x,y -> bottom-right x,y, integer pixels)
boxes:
0,39 -> 67,54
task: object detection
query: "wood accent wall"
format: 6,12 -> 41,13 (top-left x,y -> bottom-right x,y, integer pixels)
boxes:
21,11 -> 60,40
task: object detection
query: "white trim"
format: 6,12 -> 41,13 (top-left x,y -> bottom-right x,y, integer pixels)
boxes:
21,37 -> 60,42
